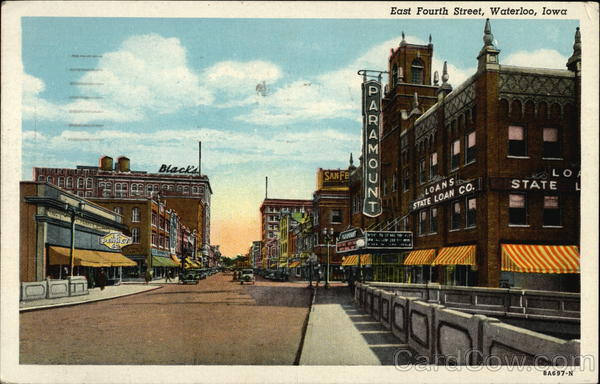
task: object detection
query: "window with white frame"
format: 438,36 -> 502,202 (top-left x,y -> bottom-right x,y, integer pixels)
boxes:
509,193 -> 527,225
451,139 -> 461,170
132,207 -> 141,222
430,152 -> 438,178
543,127 -> 561,159
508,125 -> 527,157
466,197 -> 476,228
466,131 -> 476,164
132,228 -> 140,244
543,195 -> 561,227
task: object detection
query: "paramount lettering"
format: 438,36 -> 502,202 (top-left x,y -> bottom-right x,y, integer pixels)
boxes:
362,79 -> 383,217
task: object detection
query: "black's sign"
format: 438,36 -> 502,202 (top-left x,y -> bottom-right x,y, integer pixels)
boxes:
362,79 -> 382,218
158,164 -> 199,174
365,231 -> 413,249
410,178 -> 481,212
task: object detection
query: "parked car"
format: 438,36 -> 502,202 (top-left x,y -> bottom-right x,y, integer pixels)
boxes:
239,269 -> 255,285
179,269 -> 202,284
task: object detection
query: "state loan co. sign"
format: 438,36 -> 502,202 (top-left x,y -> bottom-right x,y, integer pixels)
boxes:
362,79 -> 382,217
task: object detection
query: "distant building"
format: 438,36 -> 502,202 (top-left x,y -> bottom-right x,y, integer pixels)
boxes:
32,155 -> 212,265
259,198 -> 312,268
312,168 -> 351,281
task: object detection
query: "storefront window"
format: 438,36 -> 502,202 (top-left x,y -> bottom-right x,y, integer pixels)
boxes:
509,193 -> 527,225
508,125 -> 527,157
543,127 -> 561,158
543,195 -> 561,226
451,201 -> 461,230
451,139 -> 461,170
466,197 -> 476,228
466,131 -> 476,164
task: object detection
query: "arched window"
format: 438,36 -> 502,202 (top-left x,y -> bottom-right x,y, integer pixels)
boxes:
66,177 -> 73,188
392,64 -> 398,87
411,58 -> 424,84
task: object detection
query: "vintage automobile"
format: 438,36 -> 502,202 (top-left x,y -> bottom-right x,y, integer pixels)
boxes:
239,269 -> 255,285
179,269 -> 202,284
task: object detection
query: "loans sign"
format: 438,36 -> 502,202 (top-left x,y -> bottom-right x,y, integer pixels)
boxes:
362,79 -> 382,217
410,178 -> 481,212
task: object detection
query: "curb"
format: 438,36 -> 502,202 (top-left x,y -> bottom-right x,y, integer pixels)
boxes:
295,285 -> 318,365
19,285 -> 162,312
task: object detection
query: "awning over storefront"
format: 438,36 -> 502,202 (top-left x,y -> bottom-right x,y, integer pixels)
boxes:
288,261 -> 300,268
501,244 -> 580,274
170,254 -> 181,266
269,263 -> 277,268
404,249 -> 436,265
341,254 -> 372,266
432,245 -> 476,266
152,256 -> 179,268
279,262 -> 288,268
49,246 -> 136,267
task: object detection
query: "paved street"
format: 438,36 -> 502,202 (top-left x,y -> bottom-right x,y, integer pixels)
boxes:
20,273 -> 312,365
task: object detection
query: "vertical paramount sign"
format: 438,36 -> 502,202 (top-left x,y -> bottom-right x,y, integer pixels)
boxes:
362,79 -> 383,217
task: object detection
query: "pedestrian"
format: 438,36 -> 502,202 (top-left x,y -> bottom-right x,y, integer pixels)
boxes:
97,268 -> 107,291
144,268 -> 153,285
315,267 -> 321,287
165,270 -> 172,283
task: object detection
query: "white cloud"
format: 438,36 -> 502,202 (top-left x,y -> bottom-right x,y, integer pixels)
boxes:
203,60 -> 282,98
235,35 -> 475,126
23,34 -> 213,123
22,126 -> 360,171
503,49 -> 568,69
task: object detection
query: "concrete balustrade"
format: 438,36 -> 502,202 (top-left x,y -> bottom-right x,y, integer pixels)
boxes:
380,291 -> 393,330
20,276 -> 89,301
367,282 -> 580,321
372,289 -> 382,321
355,283 -> 581,366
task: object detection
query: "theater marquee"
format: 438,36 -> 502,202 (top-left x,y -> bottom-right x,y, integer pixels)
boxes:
362,79 -> 382,217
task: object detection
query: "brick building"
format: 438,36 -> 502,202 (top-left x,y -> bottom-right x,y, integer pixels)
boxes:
259,198 -> 312,268
32,155 -> 213,265
20,181 -> 134,285
312,168 -> 351,281
349,20 -> 581,291
89,197 -> 198,278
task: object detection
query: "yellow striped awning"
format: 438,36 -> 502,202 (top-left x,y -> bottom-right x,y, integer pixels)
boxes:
170,254 -> 181,266
404,249 -> 436,265
289,261 -> 300,268
269,263 -> 277,268
432,245 -> 476,266
341,254 -> 372,266
501,244 -> 579,274
279,262 -> 288,268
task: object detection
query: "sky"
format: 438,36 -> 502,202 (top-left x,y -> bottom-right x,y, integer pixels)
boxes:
20,17 -> 579,256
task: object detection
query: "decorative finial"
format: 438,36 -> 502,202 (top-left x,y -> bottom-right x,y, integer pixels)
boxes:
398,66 -> 404,81
429,34 -> 432,44
416,51 -> 421,58
349,153 -> 354,166
401,31 -> 406,44
413,92 -> 419,109
442,61 -> 449,84
483,18 -> 494,47
434,71 -> 439,86
573,27 -> 581,54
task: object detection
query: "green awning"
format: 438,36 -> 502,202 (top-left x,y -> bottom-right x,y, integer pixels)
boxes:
152,256 -> 179,267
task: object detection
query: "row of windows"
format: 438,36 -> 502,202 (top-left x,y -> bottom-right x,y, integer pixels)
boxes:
509,193 -> 562,227
41,176 -> 94,189
267,207 -> 307,213
151,233 -> 171,249
418,197 -> 477,235
508,126 -> 562,158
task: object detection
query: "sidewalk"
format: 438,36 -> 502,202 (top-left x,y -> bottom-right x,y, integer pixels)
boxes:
20,281 -> 164,312
299,284 -> 412,365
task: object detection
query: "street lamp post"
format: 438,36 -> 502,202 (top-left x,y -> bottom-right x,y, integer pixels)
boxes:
322,227 -> 334,289
65,201 -> 86,277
